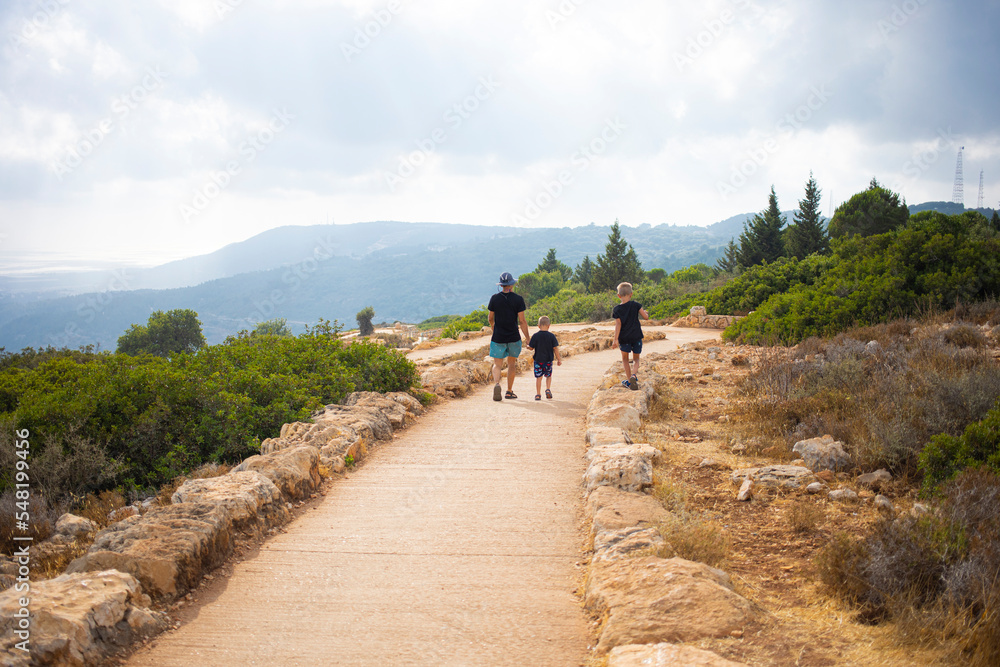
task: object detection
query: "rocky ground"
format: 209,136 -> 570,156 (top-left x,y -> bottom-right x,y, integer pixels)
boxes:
628,340 -> 951,667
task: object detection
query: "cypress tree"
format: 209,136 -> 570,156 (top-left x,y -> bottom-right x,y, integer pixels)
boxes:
785,172 -> 829,258
589,220 -> 644,292
737,186 -> 786,269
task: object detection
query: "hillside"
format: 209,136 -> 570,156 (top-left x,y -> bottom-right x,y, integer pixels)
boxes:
0,219 -> 744,350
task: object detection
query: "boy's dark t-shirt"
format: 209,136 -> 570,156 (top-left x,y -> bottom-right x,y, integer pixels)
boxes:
612,300 -> 644,344
528,330 -> 559,364
488,291 -> 527,343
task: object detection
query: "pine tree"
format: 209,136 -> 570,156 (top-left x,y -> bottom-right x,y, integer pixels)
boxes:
715,238 -> 740,272
536,248 -> 573,281
589,220 -> 644,292
991,210 -> 1000,233
785,172 -> 829,259
828,177 -> 908,238
573,255 -> 594,290
737,186 -> 786,269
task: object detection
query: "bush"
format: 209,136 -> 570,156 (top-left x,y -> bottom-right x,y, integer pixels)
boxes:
919,400 -> 1000,493
726,211 -> 1000,345
525,290 -> 618,324
0,320 -> 418,501
441,307 -> 489,339
732,323 -> 1000,473
816,469 -> 1000,664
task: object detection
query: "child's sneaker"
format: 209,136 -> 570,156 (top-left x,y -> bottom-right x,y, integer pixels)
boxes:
629,374 -> 639,391
621,379 -> 630,389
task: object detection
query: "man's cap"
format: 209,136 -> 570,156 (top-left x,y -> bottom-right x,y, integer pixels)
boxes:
497,272 -> 516,286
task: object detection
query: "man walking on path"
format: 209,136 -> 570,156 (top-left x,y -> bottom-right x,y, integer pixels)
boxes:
488,272 -> 529,400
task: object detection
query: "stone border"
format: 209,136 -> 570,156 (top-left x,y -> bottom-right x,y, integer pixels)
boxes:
580,361 -> 753,666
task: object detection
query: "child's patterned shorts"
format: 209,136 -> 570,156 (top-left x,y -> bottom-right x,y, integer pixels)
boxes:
533,361 -> 553,378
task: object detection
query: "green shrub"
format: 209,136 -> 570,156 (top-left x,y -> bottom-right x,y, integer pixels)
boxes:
441,307 -> 489,339
919,401 -> 1000,493
726,211 -> 1000,345
0,320 -> 417,500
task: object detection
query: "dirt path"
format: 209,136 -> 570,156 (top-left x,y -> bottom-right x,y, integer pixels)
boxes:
127,328 -> 718,666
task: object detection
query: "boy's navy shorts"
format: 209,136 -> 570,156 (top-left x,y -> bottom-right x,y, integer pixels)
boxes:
533,361 -> 553,378
620,340 -> 643,354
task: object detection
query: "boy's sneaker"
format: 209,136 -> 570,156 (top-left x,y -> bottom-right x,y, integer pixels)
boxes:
621,379 -> 630,389
630,374 -> 639,390
493,384 -> 502,402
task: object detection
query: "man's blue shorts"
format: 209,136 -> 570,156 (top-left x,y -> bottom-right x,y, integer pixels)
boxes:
620,339 -> 643,354
490,340 -> 522,358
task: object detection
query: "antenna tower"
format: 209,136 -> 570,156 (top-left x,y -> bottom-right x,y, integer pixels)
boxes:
978,170 -> 984,209
952,147 -> 964,205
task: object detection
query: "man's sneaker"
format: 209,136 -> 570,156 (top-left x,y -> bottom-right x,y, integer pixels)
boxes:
493,384 -> 502,401
630,374 -> 639,391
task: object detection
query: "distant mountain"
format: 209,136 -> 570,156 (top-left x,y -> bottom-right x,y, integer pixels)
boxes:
0,219 -> 751,350
908,201 -> 997,217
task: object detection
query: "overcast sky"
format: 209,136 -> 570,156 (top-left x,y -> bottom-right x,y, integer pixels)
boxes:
1,0 -> 997,270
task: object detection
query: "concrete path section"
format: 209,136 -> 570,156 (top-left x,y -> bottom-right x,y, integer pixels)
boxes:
128,328 -> 718,667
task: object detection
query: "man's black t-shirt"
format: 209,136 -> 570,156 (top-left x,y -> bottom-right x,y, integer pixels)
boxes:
528,330 -> 559,364
612,300 -> 644,344
488,291 -> 526,343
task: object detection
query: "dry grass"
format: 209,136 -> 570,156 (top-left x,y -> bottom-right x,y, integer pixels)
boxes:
651,472 -> 689,510
656,511 -> 730,569
787,500 -> 825,533
73,489 -> 126,529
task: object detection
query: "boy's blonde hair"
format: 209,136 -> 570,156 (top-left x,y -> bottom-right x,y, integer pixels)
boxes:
537,316 -> 551,327
617,282 -> 633,297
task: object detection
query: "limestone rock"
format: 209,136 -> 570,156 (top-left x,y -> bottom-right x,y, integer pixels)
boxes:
68,503 -> 237,601
0,570 -> 167,666
587,403 -> 642,432
54,513 -> 97,539
806,482 -> 828,494
420,359 -> 491,397
232,445 -> 321,501
857,468 -> 892,492
342,390 -> 423,430
593,527 -> 665,562
608,643 -> 749,667
828,488 -> 859,503
586,486 -> 669,536
585,556 -> 754,654
586,427 -> 631,447
314,404 -> 393,443
584,445 -> 655,493
171,471 -> 288,533
875,495 -> 895,514
690,306 -> 708,317
792,435 -> 851,472
730,465 -> 817,490
737,479 -> 754,501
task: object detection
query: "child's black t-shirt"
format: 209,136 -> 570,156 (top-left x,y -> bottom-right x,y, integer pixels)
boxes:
612,300 -> 644,344
528,330 -> 559,364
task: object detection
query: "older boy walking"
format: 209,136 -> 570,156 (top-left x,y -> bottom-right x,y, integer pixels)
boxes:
611,281 -> 649,390
488,272 -> 530,401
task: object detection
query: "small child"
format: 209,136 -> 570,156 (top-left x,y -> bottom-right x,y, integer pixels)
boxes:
611,282 -> 649,390
527,316 -> 562,400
